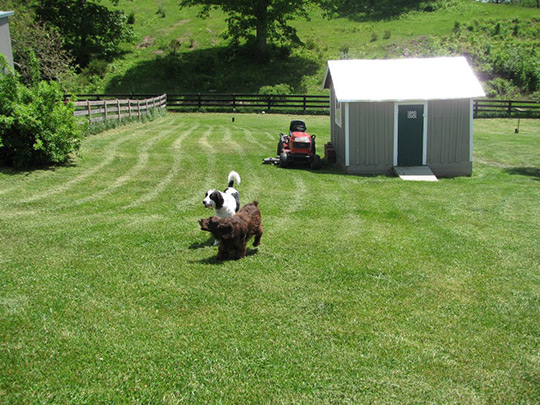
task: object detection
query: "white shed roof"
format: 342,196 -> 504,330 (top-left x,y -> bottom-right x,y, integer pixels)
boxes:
323,56 -> 485,102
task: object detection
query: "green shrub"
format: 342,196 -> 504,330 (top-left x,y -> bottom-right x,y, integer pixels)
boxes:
156,6 -> 166,18
486,78 -> 521,99
258,83 -> 294,96
82,59 -> 109,79
127,11 -> 135,25
0,57 -> 82,168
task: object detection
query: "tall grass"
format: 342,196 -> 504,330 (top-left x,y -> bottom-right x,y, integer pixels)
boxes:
0,114 -> 538,403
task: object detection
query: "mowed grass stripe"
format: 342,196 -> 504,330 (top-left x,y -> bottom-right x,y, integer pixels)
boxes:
0,122 -> 154,199
174,125 -> 218,211
21,133 -> 143,204
0,119 -> 174,216
122,123 -> 197,209
74,126 -> 177,206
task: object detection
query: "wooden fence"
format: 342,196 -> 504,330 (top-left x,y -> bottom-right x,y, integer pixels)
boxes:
71,94 -> 167,124
473,99 -> 540,117
70,93 -> 540,117
166,93 -> 329,113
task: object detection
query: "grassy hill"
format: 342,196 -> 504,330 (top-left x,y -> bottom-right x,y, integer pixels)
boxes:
85,0 -> 540,96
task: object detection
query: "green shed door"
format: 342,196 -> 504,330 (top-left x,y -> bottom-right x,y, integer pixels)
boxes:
398,104 -> 424,166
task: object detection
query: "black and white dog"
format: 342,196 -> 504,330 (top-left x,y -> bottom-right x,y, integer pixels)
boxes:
203,171 -> 241,244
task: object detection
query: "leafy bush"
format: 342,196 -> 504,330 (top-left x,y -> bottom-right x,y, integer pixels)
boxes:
486,78 -> 521,99
4,1 -> 76,87
156,6 -> 166,18
127,11 -> 135,25
258,83 -> 294,96
0,57 -> 82,168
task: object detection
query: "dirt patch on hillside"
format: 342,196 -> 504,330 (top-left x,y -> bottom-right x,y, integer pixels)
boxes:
137,36 -> 155,49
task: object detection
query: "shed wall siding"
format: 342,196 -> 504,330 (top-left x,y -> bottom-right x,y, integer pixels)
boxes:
427,99 -> 472,176
347,101 -> 394,174
0,17 -> 14,68
329,86 -> 346,168
329,92 -> 473,177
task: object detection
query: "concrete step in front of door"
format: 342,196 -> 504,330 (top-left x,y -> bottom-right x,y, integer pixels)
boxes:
394,166 -> 438,182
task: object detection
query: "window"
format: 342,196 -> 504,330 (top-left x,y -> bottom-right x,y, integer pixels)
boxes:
335,97 -> 342,127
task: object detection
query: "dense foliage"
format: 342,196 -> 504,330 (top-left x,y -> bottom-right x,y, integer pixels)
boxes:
320,0 -> 439,20
0,0 -> 75,86
0,57 -> 82,168
34,0 -> 135,68
178,0 -> 313,55
385,18 -> 540,98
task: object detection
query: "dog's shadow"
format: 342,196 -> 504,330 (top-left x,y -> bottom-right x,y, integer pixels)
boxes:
194,247 -> 260,265
189,237 -> 215,250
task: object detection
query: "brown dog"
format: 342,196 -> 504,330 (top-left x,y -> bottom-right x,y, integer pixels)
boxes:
199,200 -> 263,260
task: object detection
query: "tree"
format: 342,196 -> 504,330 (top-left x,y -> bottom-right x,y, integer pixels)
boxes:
179,0 -> 313,56
0,0 -> 75,86
34,0 -> 134,67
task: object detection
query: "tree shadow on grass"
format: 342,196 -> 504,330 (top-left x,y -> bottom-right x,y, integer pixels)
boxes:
105,45 -> 320,94
0,161 -> 77,176
505,167 -> 540,181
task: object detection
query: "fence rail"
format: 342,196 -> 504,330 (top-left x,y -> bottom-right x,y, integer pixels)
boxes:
69,93 -> 540,117
167,93 -> 329,112
473,99 -> 540,116
71,94 -> 167,124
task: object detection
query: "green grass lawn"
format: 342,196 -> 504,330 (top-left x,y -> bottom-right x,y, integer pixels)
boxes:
1,114 -> 539,403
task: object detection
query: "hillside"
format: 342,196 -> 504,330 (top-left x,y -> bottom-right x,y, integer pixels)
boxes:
87,0 -> 540,97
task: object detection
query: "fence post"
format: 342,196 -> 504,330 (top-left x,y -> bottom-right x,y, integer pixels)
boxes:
103,100 -> 107,121
87,100 -> 92,124
508,100 -> 513,115
117,99 -> 121,123
137,100 -> 141,120
303,95 -> 307,112
233,94 -> 236,110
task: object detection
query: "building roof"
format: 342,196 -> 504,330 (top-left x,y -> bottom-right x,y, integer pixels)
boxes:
0,11 -> 14,19
323,56 -> 485,102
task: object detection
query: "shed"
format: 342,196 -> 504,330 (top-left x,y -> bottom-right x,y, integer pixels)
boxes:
0,11 -> 14,68
322,56 -> 485,177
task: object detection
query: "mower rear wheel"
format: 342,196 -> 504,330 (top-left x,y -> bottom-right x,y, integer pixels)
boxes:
311,154 -> 321,170
279,152 -> 289,168
277,140 -> 284,155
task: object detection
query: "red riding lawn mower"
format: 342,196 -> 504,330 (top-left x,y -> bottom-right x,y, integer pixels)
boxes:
276,120 -> 322,169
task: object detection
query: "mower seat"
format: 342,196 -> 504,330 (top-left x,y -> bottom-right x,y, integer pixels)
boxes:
289,120 -> 306,133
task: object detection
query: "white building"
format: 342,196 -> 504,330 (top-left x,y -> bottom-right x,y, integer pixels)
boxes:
0,10 -> 14,68
323,57 -> 486,177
